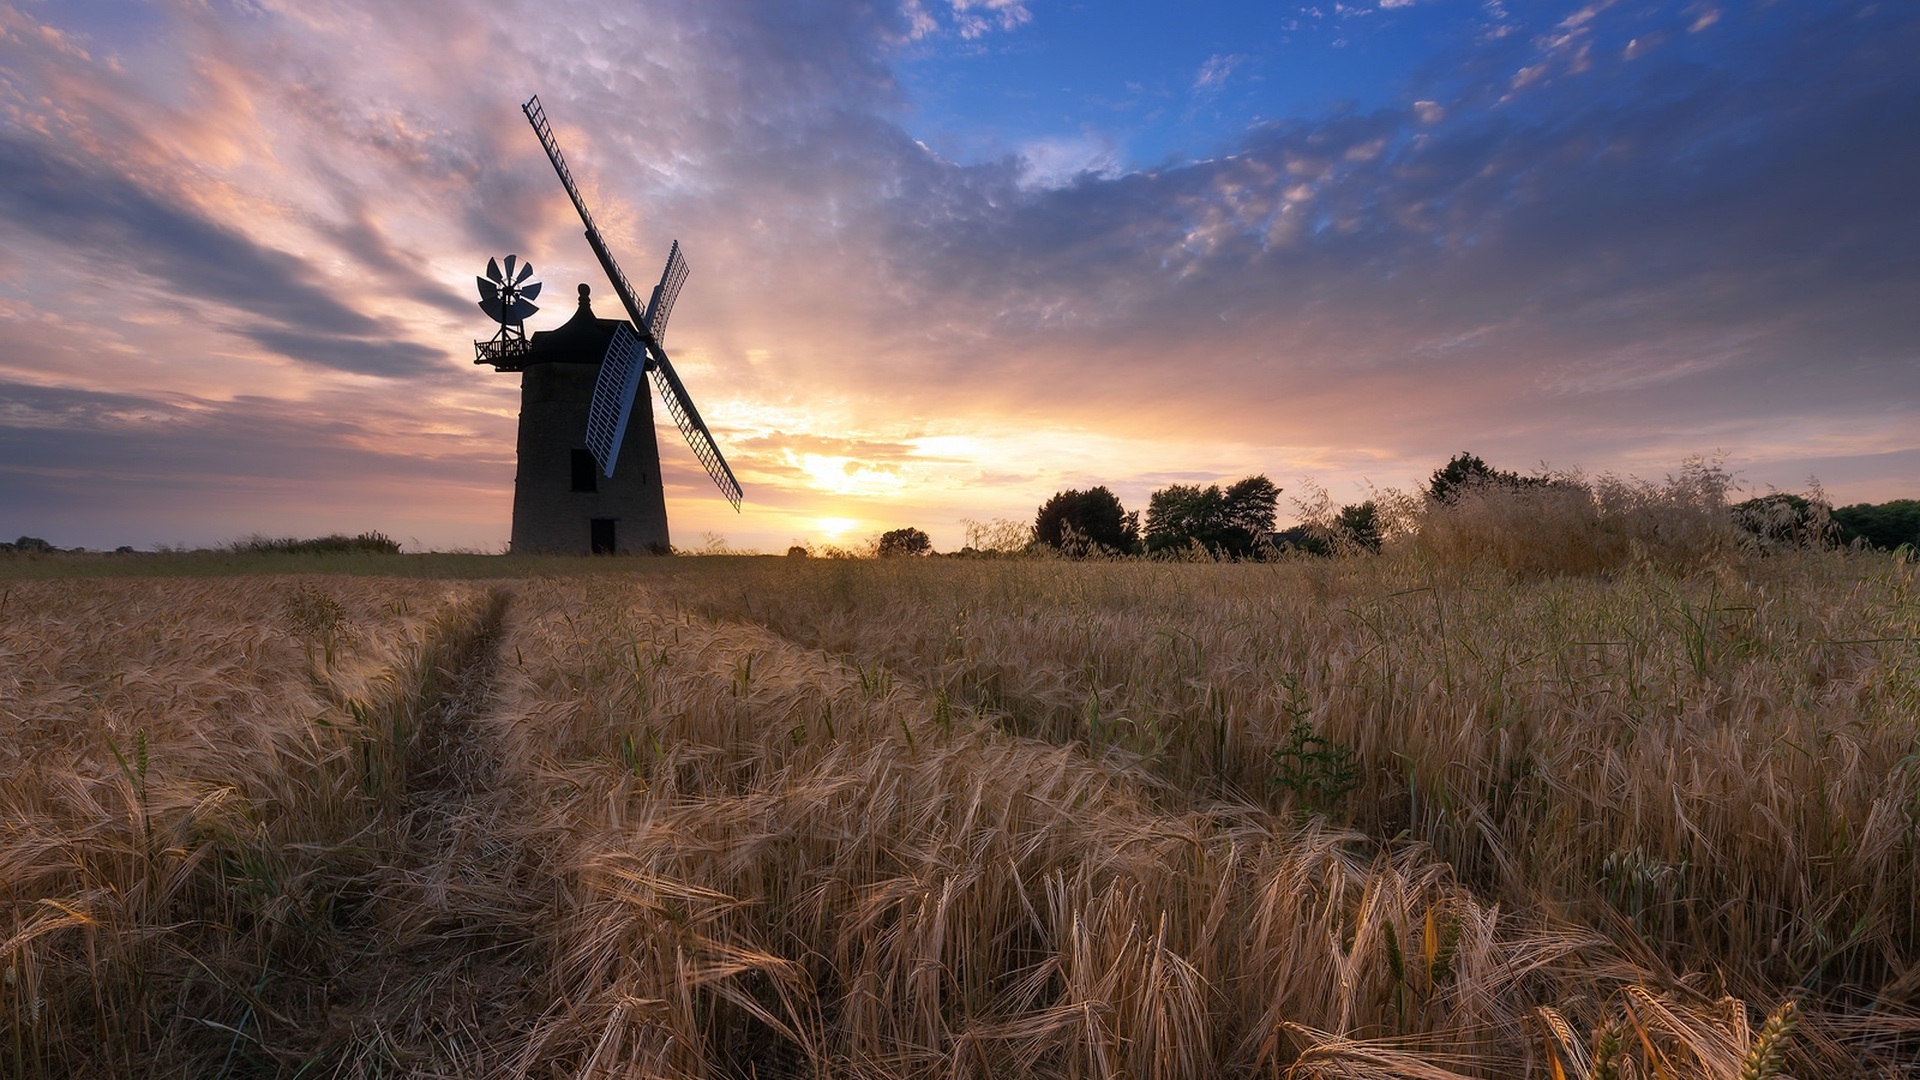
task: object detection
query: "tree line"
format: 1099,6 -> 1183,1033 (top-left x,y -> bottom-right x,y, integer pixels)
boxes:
862,452 -> 1918,559
1031,476 -> 1287,557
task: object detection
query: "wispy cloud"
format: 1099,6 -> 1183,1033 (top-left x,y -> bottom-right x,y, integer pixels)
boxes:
1193,53 -> 1245,95
0,135 -> 441,378
945,0 -> 1033,39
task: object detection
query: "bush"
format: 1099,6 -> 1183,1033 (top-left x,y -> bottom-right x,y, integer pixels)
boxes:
230,532 -> 402,556
2,535 -> 58,554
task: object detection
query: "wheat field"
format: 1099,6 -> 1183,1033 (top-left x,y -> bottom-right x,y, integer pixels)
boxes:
1,548 -> 1915,1077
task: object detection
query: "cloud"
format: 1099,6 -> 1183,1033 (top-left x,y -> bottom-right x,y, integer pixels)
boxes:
0,0 -> 1914,554
1193,53 -> 1245,95
1014,132 -> 1123,191
796,3 -> 1920,514
0,377 -> 514,547
0,133 -> 443,378
945,0 -> 1033,39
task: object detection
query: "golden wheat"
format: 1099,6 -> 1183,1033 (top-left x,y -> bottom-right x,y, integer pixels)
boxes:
0,576 -> 501,1075
1,549 -> 1913,1076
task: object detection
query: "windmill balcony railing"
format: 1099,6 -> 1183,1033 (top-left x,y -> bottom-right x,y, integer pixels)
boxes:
474,335 -> 532,369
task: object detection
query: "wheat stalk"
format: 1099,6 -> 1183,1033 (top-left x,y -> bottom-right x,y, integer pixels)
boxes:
1738,998 -> 1799,1080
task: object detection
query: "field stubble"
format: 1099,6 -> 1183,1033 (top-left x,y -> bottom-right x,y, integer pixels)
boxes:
1,549 -> 1916,1077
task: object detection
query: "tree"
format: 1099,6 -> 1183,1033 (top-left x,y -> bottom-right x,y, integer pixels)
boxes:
1426,452 -> 1529,503
1144,484 -> 1220,554
1335,500 -> 1383,552
1833,500 -> 1920,551
1733,493 -> 1837,550
1034,487 -> 1138,554
1144,475 -> 1280,556
1224,476 -> 1281,540
877,527 -> 932,557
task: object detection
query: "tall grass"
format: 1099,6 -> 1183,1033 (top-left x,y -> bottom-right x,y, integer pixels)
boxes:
485,578 -> 1706,1077
0,577 -> 502,1075
4,539 -> 1914,1075
663,551 -> 1919,1033
1390,462 -> 1742,576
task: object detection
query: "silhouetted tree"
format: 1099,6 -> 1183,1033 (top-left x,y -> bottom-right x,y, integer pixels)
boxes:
1034,487 -> 1138,554
1426,452 -> 1530,503
1335,501 -> 1383,551
1833,500 -> 1920,551
1144,484 -> 1221,554
877,527 -> 932,557
1732,493 -> 1833,550
1144,475 -> 1280,556
1224,476 -> 1281,539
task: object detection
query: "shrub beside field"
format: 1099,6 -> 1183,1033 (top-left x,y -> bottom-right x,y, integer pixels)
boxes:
2,544 -> 1915,1075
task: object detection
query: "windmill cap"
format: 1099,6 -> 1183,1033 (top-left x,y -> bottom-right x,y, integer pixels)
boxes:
515,283 -> 625,366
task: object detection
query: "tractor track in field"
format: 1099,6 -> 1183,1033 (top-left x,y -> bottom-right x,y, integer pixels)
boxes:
277,587 -> 559,1078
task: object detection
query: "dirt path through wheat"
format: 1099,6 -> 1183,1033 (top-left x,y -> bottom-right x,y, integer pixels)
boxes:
288,587 -> 559,1076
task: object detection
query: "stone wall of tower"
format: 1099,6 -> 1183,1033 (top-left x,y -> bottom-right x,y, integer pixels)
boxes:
509,360 -> 669,555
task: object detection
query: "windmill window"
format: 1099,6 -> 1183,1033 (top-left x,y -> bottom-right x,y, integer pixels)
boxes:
571,449 -> 598,492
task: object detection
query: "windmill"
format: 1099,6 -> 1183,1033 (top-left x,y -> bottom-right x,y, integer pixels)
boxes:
474,255 -> 540,366
473,96 -> 742,555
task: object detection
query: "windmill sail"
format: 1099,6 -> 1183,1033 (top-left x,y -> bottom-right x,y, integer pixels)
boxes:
523,96 -> 741,509
644,241 -> 690,346
585,324 -> 648,478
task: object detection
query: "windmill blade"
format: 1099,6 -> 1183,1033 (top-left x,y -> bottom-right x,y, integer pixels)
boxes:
584,323 -> 648,477
648,350 -> 743,510
486,256 -> 503,284
479,296 -> 507,323
523,96 -> 654,339
507,297 -> 539,323
525,95 -> 742,509
477,276 -> 500,303
520,279 -> 542,301
515,260 -> 535,285
643,241 -> 690,346
503,254 -> 518,282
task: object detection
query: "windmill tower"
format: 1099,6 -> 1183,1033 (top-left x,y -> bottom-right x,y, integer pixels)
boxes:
474,96 -> 743,555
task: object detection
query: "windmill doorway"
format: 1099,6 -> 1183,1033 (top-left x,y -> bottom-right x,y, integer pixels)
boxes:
590,519 -> 616,554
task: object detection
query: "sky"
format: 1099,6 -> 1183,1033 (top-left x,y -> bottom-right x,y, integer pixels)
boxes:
0,0 -> 1915,554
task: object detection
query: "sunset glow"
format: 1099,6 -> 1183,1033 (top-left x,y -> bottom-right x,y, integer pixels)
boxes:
0,2 -> 1913,553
